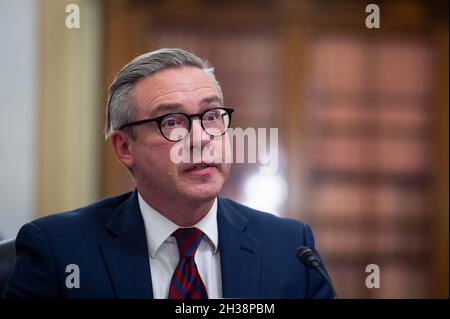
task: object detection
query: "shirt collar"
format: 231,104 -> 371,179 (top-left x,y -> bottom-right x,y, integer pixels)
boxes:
138,192 -> 218,258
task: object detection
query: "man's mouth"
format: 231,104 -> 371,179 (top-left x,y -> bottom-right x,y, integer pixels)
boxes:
184,162 -> 218,172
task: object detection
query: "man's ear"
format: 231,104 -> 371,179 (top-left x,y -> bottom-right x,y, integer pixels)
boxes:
110,131 -> 134,168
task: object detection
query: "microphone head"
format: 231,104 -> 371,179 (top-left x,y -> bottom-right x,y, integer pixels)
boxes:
296,246 -> 337,298
296,246 -> 320,268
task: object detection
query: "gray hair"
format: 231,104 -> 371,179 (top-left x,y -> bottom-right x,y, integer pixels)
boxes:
105,48 -> 223,139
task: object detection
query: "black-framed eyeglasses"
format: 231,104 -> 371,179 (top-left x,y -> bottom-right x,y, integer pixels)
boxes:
119,107 -> 234,142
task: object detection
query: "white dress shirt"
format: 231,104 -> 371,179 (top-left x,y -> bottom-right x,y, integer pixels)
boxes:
138,193 -> 223,299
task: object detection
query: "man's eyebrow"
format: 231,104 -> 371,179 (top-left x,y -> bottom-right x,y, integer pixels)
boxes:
200,96 -> 223,106
148,96 -> 223,118
148,103 -> 183,118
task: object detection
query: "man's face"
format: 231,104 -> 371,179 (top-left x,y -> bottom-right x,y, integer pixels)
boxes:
122,66 -> 231,204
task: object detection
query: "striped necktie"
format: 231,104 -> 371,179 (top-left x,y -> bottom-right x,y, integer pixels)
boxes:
168,227 -> 209,299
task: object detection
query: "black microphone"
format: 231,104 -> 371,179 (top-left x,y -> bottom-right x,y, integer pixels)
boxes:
297,246 -> 337,298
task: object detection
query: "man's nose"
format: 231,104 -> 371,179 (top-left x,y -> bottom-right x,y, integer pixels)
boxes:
190,118 -> 212,149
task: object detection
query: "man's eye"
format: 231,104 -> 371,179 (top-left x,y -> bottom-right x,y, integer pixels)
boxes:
162,118 -> 181,128
204,111 -> 219,121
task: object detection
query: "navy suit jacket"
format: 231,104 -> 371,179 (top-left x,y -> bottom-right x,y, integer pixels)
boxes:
3,191 -> 333,299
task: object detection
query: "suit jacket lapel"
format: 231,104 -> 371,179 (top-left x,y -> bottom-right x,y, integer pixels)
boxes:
218,198 -> 261,298
99,191 -> 153,299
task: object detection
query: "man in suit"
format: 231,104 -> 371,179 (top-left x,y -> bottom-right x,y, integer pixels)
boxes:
3,48 -> 334,299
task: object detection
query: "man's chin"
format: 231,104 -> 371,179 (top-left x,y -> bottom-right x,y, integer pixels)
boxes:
179,185 -> 222,202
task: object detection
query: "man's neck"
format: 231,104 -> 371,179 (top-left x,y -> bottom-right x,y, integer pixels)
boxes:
137,189 -> 215,227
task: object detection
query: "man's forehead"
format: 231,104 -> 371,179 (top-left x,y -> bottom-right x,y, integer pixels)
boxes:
132,67 -> 221,114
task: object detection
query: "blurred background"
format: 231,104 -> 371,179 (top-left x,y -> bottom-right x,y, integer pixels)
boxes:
0,0 -> 448,298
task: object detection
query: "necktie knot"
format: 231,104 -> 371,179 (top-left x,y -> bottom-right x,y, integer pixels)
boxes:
172,227 -> 204,258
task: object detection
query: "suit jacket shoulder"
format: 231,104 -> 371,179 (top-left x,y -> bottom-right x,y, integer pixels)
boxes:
218,197 -> 316,248
3,192 -> 137,299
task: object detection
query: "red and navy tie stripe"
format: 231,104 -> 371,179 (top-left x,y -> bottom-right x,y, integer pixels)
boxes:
168,228 -> 209,299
